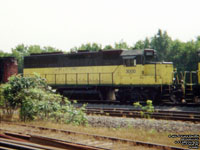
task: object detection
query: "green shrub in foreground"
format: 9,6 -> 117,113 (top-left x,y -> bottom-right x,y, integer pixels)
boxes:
0,74 -> 88,125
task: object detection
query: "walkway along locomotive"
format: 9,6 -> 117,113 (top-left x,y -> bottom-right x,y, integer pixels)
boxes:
23,49 -> 178,103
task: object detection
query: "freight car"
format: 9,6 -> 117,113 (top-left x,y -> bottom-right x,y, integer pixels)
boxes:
0,57 -> 18,83
23,49 -> 177,103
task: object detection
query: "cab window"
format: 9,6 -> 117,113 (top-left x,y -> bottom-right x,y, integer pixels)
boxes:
124,59 -> 136,66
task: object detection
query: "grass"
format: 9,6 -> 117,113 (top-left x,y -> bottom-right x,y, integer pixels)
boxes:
0,110 -> 196,149
0,122 -> 158,150
0,120 -> 193,149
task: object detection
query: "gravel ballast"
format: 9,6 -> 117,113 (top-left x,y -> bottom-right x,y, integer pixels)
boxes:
87,115 -> 200,133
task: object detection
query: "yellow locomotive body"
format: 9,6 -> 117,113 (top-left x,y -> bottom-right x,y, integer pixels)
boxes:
23,49 -> 174,102
24,64 -> 173,86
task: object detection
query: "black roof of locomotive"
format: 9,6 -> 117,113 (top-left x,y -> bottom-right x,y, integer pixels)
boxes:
29,49 -> 123,56
24,49 -> 150,68
24,50 -> 122,68
30,52 -> 64,56
28,49 -> 149,57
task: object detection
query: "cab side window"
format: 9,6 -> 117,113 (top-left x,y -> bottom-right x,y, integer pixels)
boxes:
124,59 -> 136,66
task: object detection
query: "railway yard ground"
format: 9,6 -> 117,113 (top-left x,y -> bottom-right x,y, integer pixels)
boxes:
75,103 -> 200,111
0,104 -> 200,150
0,120 -> 196,150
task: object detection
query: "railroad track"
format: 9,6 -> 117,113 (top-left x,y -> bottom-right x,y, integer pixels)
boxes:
75,99 -> 200,107
85,107 -> 200,122
0,122 -> 188,150
0,131 -> 108,150
0,137 -> 60,150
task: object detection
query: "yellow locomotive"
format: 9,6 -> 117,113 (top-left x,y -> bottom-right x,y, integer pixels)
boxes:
23,49 -> 174,102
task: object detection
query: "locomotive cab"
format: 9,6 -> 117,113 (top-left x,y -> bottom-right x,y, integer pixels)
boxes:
117,49 -> 174,102
121,49 -> 157,67
144,49 -> 157,62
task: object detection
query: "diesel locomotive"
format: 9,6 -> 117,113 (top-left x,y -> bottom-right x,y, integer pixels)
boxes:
23,49 -> 178,103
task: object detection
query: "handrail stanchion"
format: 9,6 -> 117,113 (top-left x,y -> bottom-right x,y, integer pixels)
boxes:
76,73 -> 78,85
112,72 -> 114,85
99,73 -> 101,85
55,74 -> 56,85
87,73 -> 89,85
65,73 -> 67,84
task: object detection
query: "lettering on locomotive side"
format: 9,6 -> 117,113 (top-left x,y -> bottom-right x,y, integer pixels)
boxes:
126,69 -> 136,73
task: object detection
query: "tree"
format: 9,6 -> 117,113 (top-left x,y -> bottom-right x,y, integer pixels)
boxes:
184,40 -> 198,71
150,29 -> 172,61
0,50 -> 11,57
27,45 -> 42,54
28,45 -> 61,54
114,40 -> 130,49
196,36 -> 200,50
103,45 -> 113,50
11,44 -> 62,73
43,46 -> 61,53
133,40 -> 144,49
70,43 -> 102,52
133,38 -> 150,49
144,38 -> 150,49
168,40 -> 186,71
11,44 -> 28,73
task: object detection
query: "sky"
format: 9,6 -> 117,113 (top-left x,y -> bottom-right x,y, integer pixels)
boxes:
0,0 -> 200,52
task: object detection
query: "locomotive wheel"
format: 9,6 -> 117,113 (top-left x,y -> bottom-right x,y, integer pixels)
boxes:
170,93 -> 183,104
130,90 -> 143,102
116,88 -> 160,103
117,90 -> 130,103
194,96 -> 200,103
170,88 -> 184,104
170,94 -> 177,104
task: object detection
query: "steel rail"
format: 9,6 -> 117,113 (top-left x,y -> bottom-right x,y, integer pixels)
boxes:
75,100 -> 200,107
0,131 -> 109,150
0,137 -> 59,150
85,107 -> 200,122
0,122 -> 188,150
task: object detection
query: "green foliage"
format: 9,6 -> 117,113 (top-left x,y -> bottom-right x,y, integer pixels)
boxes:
133,38 -> 150,49
103,45 -> 113,50
114,39 -> 130,49
0,29 -> 200,73
70,43 -> 102,52
151,29 -> 172,61
131,29 -> 200,71
11,44 -> 61,73
0,75 -> 88,125
11,44 -> 28,73
133,100 -> 154,119
0,86 -> 5,107
0,50 -> 11,57
2,74 -> 47,109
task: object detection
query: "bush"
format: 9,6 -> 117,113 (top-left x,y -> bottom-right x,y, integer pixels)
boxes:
0,74 -> 88,125
133,100 -> 154,118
